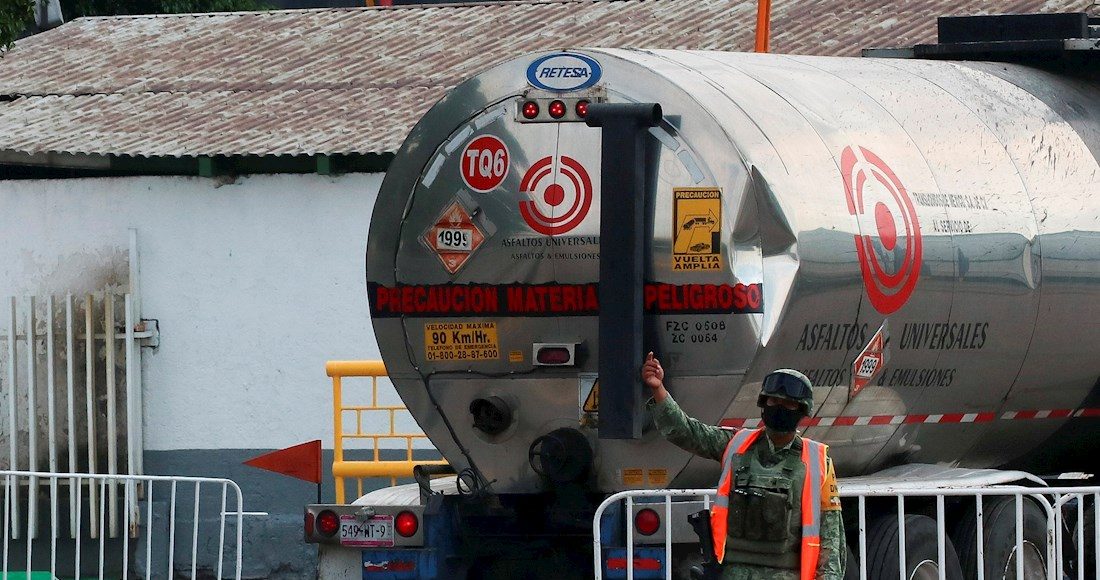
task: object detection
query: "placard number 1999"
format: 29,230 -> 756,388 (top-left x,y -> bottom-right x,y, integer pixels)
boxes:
436,228 -> 472,251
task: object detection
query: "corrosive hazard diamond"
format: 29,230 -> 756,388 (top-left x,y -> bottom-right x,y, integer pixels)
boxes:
422,200 -> 485,274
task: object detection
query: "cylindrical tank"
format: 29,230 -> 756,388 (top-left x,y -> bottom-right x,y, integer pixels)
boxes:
366,49 -> 1100,493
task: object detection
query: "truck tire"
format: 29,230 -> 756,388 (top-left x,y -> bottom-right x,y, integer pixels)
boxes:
952,496 -> 1046,580
867,514 -> 964,580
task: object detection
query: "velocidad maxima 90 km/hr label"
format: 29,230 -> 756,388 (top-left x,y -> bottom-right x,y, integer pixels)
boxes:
424,322 -> 500,361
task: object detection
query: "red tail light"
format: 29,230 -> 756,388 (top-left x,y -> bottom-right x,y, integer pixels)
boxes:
396,510 -> 419,537
635,508 -> 660,536
536,347 -> 571,365
522,101 -> 540,119
575,100 -> 589,118
317,510 -> 340,537
548,100 -> 567,119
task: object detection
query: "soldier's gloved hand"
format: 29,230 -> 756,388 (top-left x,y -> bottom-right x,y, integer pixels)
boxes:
641,352 -> 669,402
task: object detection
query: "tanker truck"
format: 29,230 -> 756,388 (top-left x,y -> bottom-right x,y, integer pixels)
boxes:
306,12 -> 1100,579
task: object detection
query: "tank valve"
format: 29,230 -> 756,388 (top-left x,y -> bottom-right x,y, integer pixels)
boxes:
528,428 -> 593,483
469,396 -> 513,435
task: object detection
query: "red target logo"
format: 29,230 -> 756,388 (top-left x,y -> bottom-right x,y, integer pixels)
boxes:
518,156 -> 593,235
841,146 -> 922,314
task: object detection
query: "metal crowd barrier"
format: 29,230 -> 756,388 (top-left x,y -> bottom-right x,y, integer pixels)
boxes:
1,470 -> 244,580
593,483 -> 1100,580
326,360 -> 446,503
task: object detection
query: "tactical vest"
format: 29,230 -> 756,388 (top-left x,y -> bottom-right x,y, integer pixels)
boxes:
711,428 -> 827,580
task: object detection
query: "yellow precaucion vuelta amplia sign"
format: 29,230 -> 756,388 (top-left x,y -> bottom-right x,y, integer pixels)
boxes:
424,322 -> 500,361
672,187 -> 722,271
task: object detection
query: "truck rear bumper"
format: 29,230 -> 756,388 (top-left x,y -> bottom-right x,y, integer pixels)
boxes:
320,544 -> 446,580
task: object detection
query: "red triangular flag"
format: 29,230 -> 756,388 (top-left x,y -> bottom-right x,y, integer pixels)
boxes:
244,440 -> 322,484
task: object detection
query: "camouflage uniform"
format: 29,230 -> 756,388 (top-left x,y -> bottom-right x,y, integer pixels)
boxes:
649,394 -> 846,580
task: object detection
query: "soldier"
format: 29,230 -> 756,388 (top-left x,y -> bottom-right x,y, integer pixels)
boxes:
641,352 -> 845,580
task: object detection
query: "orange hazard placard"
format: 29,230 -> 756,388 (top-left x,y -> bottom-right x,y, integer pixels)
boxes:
423,200 -> 486,274
851,320 -> 890,398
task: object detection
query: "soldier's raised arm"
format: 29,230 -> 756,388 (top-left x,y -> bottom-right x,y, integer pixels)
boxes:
643,352 -> 731,462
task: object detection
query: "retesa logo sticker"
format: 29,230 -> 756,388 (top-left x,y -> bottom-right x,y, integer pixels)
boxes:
525,52 -> 603,92
841,146 -> 922,314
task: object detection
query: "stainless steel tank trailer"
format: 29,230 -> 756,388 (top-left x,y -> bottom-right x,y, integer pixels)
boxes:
308,12 -> 1100,580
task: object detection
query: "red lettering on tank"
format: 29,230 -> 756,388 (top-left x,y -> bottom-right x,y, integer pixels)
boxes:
718,285 -> 733,309
703,285 -> 717,309
561,286 -> 577,311
583,285 -> 598,311
374,287 -> 391,310
643,284 -> 658,310
641,283 -> 763,314
748,284 -> 762,310
505,287 -> 524,312
367,283 -> 762,316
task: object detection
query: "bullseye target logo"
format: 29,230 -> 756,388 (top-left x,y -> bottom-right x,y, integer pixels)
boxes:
841,146 -> 922,314
518,156 -> 593,235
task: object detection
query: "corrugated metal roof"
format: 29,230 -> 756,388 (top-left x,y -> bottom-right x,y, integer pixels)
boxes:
0,0 -> 1085,159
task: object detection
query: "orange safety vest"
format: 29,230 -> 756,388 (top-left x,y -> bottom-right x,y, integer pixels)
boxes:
710,428 -> 828,580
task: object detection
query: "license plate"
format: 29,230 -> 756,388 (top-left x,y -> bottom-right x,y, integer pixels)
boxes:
339,514 -> 394,548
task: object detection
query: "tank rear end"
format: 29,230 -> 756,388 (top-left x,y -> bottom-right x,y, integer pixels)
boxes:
367,50 -> 766,494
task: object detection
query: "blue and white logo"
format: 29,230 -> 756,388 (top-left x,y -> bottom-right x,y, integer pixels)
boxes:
526,52 -> 602,92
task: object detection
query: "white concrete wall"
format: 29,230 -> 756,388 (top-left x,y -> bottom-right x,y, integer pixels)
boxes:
0,173 -> 385,450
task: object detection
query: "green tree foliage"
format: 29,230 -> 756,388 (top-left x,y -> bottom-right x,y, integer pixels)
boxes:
0,0 -> 35,54
60,0 -> 270,18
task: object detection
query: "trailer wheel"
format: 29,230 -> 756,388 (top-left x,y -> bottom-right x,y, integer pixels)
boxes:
867,514 -> 964,580
952,496 -> 1046,580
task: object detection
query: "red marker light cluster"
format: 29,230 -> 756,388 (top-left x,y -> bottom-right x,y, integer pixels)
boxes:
522,101 -> 540,119
536,346 -> 571,365
548,100 -> 567,119
635,508 -> 660,536
396,510 -> 419,537
316,510 -> 340,537
517,97 -> 600,122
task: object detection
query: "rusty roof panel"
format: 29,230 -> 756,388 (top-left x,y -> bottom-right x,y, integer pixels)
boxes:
0,0 -> 1084,159
0,88 -> 441,156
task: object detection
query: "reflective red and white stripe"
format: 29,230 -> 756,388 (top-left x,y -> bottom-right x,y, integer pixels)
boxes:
719,407 -> 1100,429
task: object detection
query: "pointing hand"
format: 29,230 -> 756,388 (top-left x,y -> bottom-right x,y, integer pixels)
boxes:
641,352 -> 668,402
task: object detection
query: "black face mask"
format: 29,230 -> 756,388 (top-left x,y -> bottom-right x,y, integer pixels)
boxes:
761,405 -> 803,433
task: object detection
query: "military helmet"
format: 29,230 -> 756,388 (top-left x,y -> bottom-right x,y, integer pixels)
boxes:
756,369 -> 813,415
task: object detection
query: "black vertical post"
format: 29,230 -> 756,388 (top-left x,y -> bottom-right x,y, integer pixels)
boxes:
585,103 -> 662,440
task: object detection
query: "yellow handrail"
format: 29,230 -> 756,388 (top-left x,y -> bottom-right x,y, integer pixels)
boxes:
327,360 -> 448,503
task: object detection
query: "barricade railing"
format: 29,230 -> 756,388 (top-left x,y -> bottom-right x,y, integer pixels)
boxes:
1,470 -> 244,580
593,483 -> 1100,580
326,361 -> 447,503
1,231 -> 153,541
